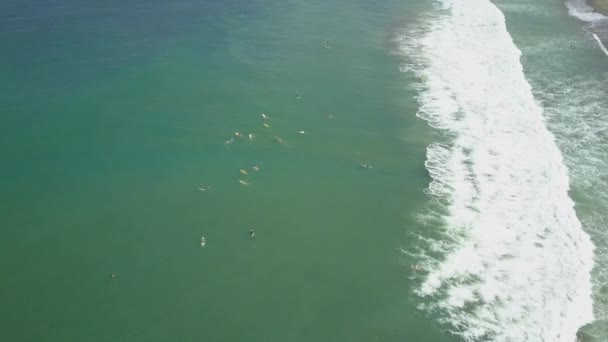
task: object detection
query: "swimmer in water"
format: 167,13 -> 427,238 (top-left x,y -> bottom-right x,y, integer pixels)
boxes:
198,186 -> 211,191
234,131 -> 241,137
200,236 -> 206,247
296,94 -> 301,100
360,163 -> 372,169
249,229 -> 255,239
111,273 -> 116,279
251,166 -> 260,171
298,130 -> 307,135
273,136 -> 283,144
248,133 -> 254,141
325,114 -> 334,119
225,137 -> 235,144
261,113 -> 268,119
239,179 -> 249,186
411,264 -> 423,271
323,40 -> 330,48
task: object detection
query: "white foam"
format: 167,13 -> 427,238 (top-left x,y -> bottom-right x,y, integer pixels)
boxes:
566,0 -> 607,22
398,0 -> 596,340
527,69 -> 608,336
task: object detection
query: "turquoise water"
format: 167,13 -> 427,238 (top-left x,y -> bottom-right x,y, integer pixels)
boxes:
0,0 -> 447,341
1,0 -> 607,341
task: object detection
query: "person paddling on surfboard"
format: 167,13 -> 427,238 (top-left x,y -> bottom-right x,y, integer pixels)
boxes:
249,229 -> 255,239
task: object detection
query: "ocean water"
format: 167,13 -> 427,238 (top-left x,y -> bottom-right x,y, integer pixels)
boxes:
0,0 -> 606,341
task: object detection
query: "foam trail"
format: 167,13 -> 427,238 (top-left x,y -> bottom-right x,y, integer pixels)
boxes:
399,0 -> 595,341
592,33 -> 608,55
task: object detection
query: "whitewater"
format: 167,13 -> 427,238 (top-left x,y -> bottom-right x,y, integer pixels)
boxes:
398,0 -> 596,341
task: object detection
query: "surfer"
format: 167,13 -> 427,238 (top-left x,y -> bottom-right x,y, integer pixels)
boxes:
261,113 -> 268,119
249,229 -> 255,239
360,163 -> 372,169
324,40 -> 330,48
252,166 -> 260,171
298,130 -> 307,135
296,93 -> 301,100
411,264 -> 423,272
198,186 -> 211,191
201,236 -> 206,247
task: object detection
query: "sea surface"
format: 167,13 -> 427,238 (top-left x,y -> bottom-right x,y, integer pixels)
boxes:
0,0 -> 606,341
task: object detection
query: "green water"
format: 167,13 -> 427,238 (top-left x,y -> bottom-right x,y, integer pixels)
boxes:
4,0 -> 607,340
0,0 -> 452,340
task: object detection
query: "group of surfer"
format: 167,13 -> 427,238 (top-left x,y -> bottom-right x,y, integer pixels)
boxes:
110,40 -> 373,280
196,39 -> 376,253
